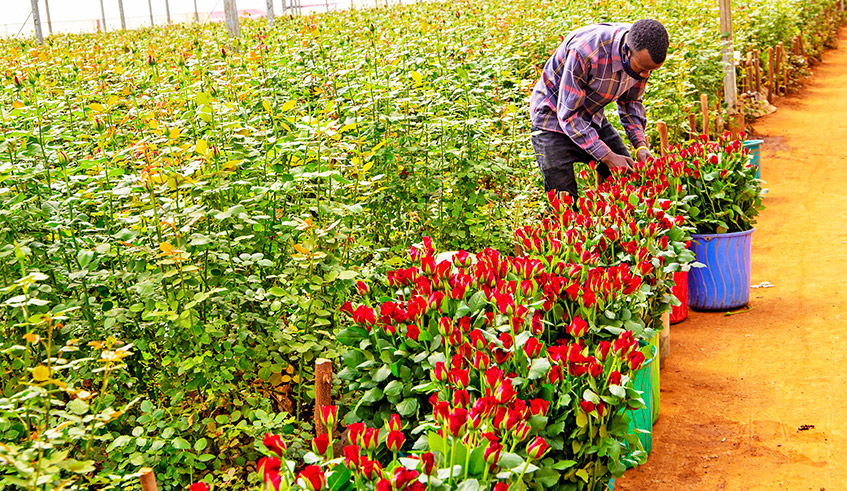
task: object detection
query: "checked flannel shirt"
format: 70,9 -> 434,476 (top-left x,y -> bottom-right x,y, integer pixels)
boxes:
530,23 -> 649,161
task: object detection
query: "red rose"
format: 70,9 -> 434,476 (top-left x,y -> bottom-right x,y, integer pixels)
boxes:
312,433 -> 329,456
420,451 -> 436,475
263,433 -> 287,456
529,398 -> 549,417
189,482 -> 210,491
386,430 -> 405,452
356,280 -> 369,295
258,457 -> 281,490
320,405 -> 337,428
361,427 -> 380,451
405,324 -> 420,341
347,422 -> 364,446
526,436 -> 550,460
609,370 -> 622,386
579,400 -> 596,413
343,445 -> 361,469
628,350 -> 646,371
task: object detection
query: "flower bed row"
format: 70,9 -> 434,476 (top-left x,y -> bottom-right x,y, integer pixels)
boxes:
230,134 -> 763,491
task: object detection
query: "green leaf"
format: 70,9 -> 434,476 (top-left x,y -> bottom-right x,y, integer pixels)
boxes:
456,479 -> 480,491
66,398 -> 89,415
194,438 -> 208,451
468,291 -> 487,313
338,270 -> 359,280
374,364 -> 392,383
498,452 -> 524,470
575,469 -> 590,482
384,380 -> 403,398
360,387 -> 383,404
396,398 -> 418,416
609,385 -> 626,398
528,357 -> 551,380
173,437 -> 191,450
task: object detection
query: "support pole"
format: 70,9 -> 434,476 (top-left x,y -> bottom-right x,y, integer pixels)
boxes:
99,0 -> 108,31
657,121 -> 669,157
719,0 -> 738,111
148,0 -> 155,26
193,0 -> 200,22
688,113 -> 698,140
659,312 -> 670,368
43,0 -> 53,35
224,0 -> 241,38
700,93 -> 710,138
767,46 -> 774,102
266,0 -> 275,26
30,0 -> 43,45
118,0 -> 127,30
753,49 -> 761,93
140,468 -> 158,491
314,359 -> 333,436
164,0 -> 171,24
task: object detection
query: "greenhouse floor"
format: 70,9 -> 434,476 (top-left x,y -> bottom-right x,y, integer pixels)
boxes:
618,27 -> 847,491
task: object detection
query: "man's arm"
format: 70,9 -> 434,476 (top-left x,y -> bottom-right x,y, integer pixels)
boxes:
557,51 -> 635,171
617,81 -> 650,161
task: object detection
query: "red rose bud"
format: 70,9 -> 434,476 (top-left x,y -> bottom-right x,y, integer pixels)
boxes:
596,341 -> 611,361
362,457 -> 383,480
392,467 -> 420,490
597,402 -> 606,418
628,350 -> 646,370
189,483 -> 210,491
13,75 -> 22,89
548,365 -> 563,384
421,451 -> 436,475
579,400 -> 596,413
405,324 -> 420,341
312,433 -> 330,456
340,301 -> 354,316
388,414 -> 402,432
438,317 -> 452,337
472,351 -> 490,370
57,150 -> 70,166
448,326 -> 463,347
362,427 -> 380,451
356,280 -> 369,295
523,337 -> 543,358
434,362 -> 448,382
448,368 -> 469,388
348,422 -> 364,446
376,479 -> 392,491
453,389 -> 470,407
529,399 -> 549,417
453,249 -> 471,267
484,441 -> 503,465
422,256 -> 436,275
344,445 -> 361,469
299,465 -> 327,491
513,422 -> 530,441
263,433 -> 287,456
609,370 -> 622,385
386,430 -> 405,452
526,436 -> 550,460
588,361 -> 603,378
258,457 -> 281,489
448,408 -> 469,437
94,118 -> 105,132
320,405 -> 338,428
493,483 -> 510,491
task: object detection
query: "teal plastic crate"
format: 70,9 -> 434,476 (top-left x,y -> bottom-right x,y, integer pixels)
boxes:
743,139 -> 763,178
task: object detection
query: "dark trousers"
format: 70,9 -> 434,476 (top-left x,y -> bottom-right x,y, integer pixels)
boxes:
531,120 -> 631,198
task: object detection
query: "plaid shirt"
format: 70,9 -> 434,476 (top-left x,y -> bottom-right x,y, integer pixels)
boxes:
530,23 -> 649,161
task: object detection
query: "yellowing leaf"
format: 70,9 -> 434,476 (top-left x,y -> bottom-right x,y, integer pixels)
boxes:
148,120 -> 159,129
32,365 -> 50,381
24,332 -> 40,343
280,100 -> 296,112
372,140 -> 387,152
169,127 -> 181,140
280,375 -> 292,383
12,101 -> 24,109
293,244 -> 311,255
89,103 -> 105,113
285,364 -> 295,374
410,71 -> 423,86
195,92 -> 211,106
362,161 -> 374,172
262,100 -> 272,113
159,242 -> 174,253
107,95 -> 120,106
221,160 -> 240,172
195,139 -> 208,156
292,375 -> 301,384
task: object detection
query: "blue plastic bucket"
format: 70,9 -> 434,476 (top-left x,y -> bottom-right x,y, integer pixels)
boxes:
689,229 -> 754,310
743,140 -> 763,178
624,344 -> 657,468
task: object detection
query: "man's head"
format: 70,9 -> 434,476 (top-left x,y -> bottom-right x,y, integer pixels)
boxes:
625,19 -> 669,79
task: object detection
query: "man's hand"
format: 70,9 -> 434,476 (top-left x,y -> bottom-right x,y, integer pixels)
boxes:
601,152 -> 635,173
636,147 -> 653,163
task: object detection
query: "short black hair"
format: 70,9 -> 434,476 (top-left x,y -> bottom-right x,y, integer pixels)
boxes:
629,19 -> 669,65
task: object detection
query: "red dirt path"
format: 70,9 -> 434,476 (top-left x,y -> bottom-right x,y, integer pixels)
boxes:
616,28 -> 847,491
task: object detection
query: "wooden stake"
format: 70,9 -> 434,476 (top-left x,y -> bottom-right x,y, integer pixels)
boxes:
43,0 -> 53,35
753,49 -> 761,93
736,96 -> 745,136
315,358 -> 333,436
700,94 -> 710,138
779,43 -> 788,94
657,121 -> 669,157
118,0 -> 127,30
193,0 -> 199,22
140,468 -> 158,491
164,0 -> 171,23
99,0 -> 108,32
767,47 -> 774,101
775,43 -> 783,96
267,0 -> 275,26
148,0 -> 155,26
659,312 -> 670,368
799,33 -> 806,60
688,113 -> 698,140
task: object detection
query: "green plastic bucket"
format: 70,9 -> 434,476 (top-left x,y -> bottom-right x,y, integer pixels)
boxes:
624,344 -> 657,467
743,139 -> 763,178
650,334 -> 660,424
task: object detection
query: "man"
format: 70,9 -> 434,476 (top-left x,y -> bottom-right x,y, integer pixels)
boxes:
530,19 -> 669,197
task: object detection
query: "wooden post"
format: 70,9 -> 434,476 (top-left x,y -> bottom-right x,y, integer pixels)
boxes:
224,0 -> 241,38
266,0 -> 275,26
193,0 -> 200,22
657,121 -> 669,157
736,96 -> 745,136
745,52 -> 754,94
767,47 -> 774,101
164,0 -> 172,23
799,33 -> 806,60
781,43 -> 789,94
118,0 -> 127,30
30,0 -> 43,45
688,113 -> 698,140
753,49 -> 761,93
719,0 -> 738,111
43,0 -> 53,35
715,104 -> 724,136
700,94 -> 709,138
140,468 -> 158,491
148,0 -> 155,26
659,312 -> 670,368
315,359 -> 333,436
